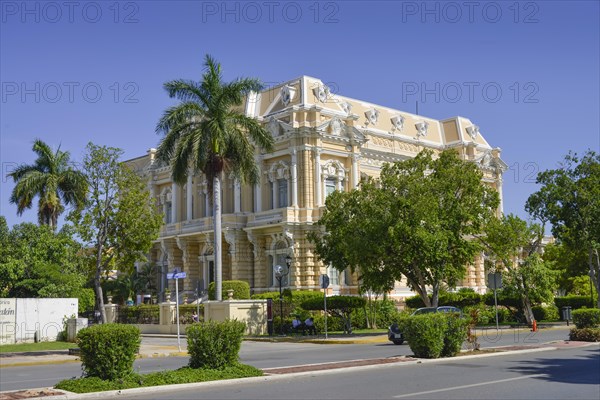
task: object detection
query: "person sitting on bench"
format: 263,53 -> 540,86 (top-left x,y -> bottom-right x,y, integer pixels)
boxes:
304,317 -> 317,335
292,316 -> 304,334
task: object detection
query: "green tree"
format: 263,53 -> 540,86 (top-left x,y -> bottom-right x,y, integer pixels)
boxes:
311,150 -> 499,307
480,214 -> 557,325
68,143 -> 163,323
526,150 -> 600,308
155,55 -> 274,300
0,217 -> 89,303
7,139 -> 87,229
542,242 -> 589,295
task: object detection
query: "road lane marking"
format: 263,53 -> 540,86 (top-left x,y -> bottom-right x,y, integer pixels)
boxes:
393,374 -> 547,398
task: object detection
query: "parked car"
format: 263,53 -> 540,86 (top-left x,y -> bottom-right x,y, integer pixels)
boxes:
387,306 -> 462,345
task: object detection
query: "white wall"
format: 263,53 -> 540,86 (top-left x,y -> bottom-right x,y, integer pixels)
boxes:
1,298 -> 78,344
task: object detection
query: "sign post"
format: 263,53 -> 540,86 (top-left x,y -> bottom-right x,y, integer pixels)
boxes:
320,274 -> 330,339
487,272 -> 502,330
167,269 -> 187,352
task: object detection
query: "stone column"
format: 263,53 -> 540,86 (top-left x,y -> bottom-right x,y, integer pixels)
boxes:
351,153 -> 360,188
186,174 -> 193,221
234,179 -> 241,213
314,149 -> 322,206
271,178 -> 278,209
171,182 -> 178,223
291,148 -> 298,207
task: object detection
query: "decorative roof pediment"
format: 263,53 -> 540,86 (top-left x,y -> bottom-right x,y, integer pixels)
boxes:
475,150 -> 508,173
316,118 -> 367,144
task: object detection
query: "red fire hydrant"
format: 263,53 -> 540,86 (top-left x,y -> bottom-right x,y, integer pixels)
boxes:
532,320 -> 538,332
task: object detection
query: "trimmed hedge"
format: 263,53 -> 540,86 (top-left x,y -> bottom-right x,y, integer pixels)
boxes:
569,328 -> 600,342
76,324 -> 141,381
555,295 -> 597,311
117,305 -> 160,324
405,291 -> 486,310
302,296 -> 366,334
532,305 -> 560,322
186,320 -> 246,369
443,313 -> 469,357
572,308 -> 600,329
208,281 -> 250,300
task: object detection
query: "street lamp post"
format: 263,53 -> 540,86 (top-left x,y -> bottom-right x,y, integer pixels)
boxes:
274,255 -> 293,336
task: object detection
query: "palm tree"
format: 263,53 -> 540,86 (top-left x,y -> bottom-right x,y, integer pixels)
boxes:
156,55 -> 274,301
8,139 -> 88,229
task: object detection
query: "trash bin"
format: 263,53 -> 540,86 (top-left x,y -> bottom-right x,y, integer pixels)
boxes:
562,306 -> 572,325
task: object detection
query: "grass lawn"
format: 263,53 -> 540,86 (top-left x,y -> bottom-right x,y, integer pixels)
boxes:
55,364 -> 262,393
0,341 -> 77,353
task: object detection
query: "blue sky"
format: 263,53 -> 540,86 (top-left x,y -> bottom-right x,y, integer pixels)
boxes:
1,0 -> 599,228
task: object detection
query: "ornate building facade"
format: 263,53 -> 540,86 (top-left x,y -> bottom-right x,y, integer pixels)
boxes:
127,76 -> 507,301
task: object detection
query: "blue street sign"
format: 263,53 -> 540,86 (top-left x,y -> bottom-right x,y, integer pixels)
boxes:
167,272 -> 187,279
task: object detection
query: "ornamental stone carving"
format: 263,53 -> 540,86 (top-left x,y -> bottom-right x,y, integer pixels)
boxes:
268,160 -> 290,182
466,125 -> 480,140
415,121 -> 429,138
391,115 -> 405,132
267,117 -> 280,137
329,117 -> 344,136
340,101 -> 352,115
364,108 -> 379,126
313,84 -> 330,103
280,85 -> 296,106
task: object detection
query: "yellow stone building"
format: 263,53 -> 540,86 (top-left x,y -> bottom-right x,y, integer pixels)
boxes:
127,76 -> 507,301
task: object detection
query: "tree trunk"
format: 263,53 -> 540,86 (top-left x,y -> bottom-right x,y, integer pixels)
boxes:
213,174 -> 222,301
522,295 -> 534,326
589,247 -> 600,309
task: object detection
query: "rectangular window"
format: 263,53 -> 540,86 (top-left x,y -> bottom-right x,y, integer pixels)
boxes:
208,261 -> 215,284
325,178 -> 336,199
327,265 -> 339,286
165,202 -> 172,224
278,179 -> 288,208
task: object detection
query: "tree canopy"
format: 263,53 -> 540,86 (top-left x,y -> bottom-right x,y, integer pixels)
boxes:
311,150 -> 499,307
8,139 -> 87,229
68,143 -> 163,322
155,54 -> 274,301
0,216 -> 94,311
526,150 -> 600,307
480,214 -> 557,325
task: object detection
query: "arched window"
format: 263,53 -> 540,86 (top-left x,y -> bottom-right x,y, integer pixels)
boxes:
322,160 -> 346,200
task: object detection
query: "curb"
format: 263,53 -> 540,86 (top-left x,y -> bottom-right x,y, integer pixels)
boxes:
19,343 -> 600,400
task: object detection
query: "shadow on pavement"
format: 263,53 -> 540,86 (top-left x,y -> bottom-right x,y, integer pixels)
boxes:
507,348 -> 600,385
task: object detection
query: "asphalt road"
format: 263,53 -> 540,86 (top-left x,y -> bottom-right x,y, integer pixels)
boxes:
0,327 -> 571,392
117,346 -> 600,400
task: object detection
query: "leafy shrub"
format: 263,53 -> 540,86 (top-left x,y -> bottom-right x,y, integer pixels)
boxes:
572,308 -> 600,329
73,288 -> 96,314
403,313 -> 447,358
405,291 -> 484,310
208,280 -> 250,300
302,296 -> 366,334
569,328 -> 600,342
442,313 -> 469,357
76,324 -> 140,380
555,295 -> 597,311
532,305 -> 560,322
178,304 -> 204,324
186,320 -> 245,369
483,291 -> 522,309
117,305 -> 160,324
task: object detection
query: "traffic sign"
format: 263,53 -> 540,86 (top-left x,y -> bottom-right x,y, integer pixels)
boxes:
167,272 -> 187,279
487,272 -> 502,290
319,274 -> 330,289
